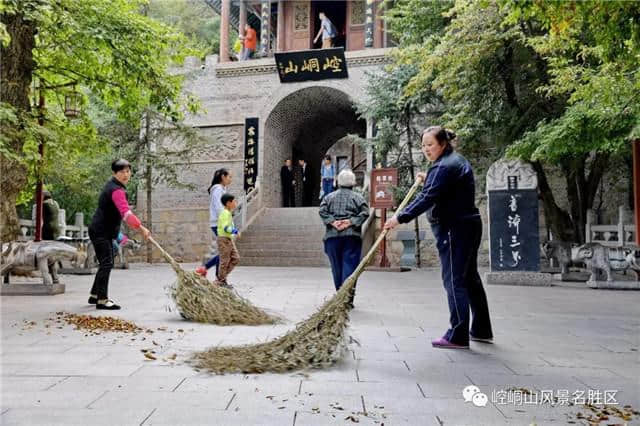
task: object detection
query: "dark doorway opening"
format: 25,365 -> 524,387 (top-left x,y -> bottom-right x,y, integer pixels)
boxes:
311,1 -> 347,49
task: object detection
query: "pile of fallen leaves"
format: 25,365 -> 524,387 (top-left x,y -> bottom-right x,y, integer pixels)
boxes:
568,403 -> 639,424
58,312 -> 145,335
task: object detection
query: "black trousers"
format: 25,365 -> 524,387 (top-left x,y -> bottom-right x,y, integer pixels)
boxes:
282,185 -> 295,207
432,218 -> 493,345
302,183 -> 313,206
89,230 -> 114,300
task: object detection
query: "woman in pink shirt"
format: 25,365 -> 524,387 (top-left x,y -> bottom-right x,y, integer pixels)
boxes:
88,159 -> 150,310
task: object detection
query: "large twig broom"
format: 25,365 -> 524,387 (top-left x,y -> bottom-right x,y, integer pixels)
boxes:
191,176 -> 424,374
148,237 -> 278,325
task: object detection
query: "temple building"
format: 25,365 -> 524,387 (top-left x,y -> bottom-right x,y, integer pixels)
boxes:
140,0 -> 393,265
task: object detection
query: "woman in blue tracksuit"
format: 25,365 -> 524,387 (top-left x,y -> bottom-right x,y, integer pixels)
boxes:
384,126 -> 493,349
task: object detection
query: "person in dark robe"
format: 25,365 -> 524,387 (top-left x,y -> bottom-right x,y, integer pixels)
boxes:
280,159 -> 296,207
298,159 -> 313,207
42,191 -> 60,240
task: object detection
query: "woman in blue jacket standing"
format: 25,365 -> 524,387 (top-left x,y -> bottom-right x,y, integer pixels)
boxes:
320,155 -> 336,200
384,126 -> 493,349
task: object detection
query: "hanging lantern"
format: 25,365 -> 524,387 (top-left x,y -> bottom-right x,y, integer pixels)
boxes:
64,88 -> 81,118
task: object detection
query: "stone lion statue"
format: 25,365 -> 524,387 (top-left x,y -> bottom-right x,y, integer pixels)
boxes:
1,241 -> 87,286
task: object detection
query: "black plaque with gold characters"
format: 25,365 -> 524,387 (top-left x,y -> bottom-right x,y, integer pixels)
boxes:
275,48 -> 348,83
244,117 -> 259,192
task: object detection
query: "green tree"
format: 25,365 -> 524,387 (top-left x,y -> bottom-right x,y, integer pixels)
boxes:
389,0 -> 639,243
0,0 -> 197,241
357,64 -> 441,266
147,0 -> 221,57
503,0 -> 640,241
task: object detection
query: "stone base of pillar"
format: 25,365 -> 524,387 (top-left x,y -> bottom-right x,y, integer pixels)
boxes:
587,279 -> 640,290
365,266 -> 410,272
485,271 -> 553,286
1,283 -> 66,295
552,271 -> 591,282
58,267 -> 96,275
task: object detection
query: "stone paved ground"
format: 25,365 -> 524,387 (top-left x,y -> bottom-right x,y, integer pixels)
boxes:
1,264 -> 639,425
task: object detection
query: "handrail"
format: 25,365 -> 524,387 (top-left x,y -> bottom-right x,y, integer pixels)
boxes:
236,181 -> 261,233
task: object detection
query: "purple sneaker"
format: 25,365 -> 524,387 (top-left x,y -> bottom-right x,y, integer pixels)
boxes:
431,337 -> 469,349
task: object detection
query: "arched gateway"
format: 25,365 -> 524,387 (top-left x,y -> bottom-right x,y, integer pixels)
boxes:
140,46 -> 390,264
263,86 -> 366,208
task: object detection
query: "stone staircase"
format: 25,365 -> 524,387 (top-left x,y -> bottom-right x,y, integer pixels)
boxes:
236,207 -> 329,267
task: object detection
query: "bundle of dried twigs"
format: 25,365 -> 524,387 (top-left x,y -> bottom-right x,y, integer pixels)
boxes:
149,237 -> 278,326
191,177 -> 424,373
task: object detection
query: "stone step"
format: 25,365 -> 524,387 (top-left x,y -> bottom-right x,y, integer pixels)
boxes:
237,249 -> 325,258
239,256 -> 329,267
241,225 -> 326,232
262,207 -> 319,214
238,234 -> 326,243
250,220 -> 325,226
236,241 -> 325,250
238,207 -> 330,267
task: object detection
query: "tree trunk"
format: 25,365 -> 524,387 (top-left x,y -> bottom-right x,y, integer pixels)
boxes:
531,161 -> 575,242
561,152 -> 610,244
405,116 -> 421,267
561,154 -> 587,244
0,10 -> 37,242
144,112 -> 153,263
624,153 -> 634,211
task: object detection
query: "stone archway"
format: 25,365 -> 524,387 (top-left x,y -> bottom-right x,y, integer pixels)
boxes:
263,86 -> 366,207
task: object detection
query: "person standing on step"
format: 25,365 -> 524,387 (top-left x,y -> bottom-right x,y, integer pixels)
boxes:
196,168 -> 232,279
320,155 -> 335,200
298,159 -> 313,207
281,159 -> 296,207
384,126 -> 493,349
238,23 -> 257,61
88,159 -> 150,310
319,169 -> 369,308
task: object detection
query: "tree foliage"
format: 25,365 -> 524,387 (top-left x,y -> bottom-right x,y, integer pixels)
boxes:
0,0 -> 200,240
147,0 -> 222,58
380,0 -> 639,243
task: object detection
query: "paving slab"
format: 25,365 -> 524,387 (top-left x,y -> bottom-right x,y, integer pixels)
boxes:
1,264 -> 638,425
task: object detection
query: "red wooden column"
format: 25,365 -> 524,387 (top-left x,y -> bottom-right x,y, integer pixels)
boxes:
239,0 -> 247,36
633,139 -> 640,245
219,0 -> 231,62
276,1 -> 285,52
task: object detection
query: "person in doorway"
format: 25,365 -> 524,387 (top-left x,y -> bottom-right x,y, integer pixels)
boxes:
88,159 -> 151,310
42,190 -> 60,240
216,193 -> 240,289
281,159 -> 296,207
196,168 -> 232,279
384,126 -> 493,349
319,169 -> 369,308
238,23 -> 257,60
313,12 -> 337,48
320,155 -> 335,200
298,158 -> 313,207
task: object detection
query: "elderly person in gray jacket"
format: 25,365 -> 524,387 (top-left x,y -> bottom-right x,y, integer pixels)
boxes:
319,169 -> 369,305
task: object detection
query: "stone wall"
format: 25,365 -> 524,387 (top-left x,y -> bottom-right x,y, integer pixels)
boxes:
140,49 -> 390,261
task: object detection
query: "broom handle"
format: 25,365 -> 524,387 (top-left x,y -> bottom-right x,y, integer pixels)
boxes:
147,236 -> 182,272
348,176 -> 425,281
